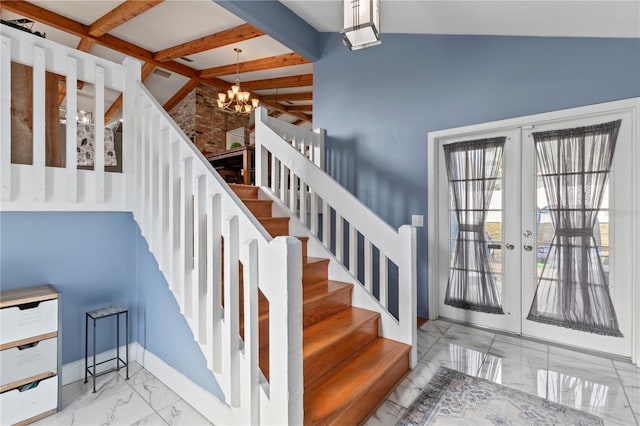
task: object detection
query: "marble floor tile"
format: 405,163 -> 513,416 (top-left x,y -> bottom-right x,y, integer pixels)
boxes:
493,332 -> 549,352
59,373 -> 133,412
131,413 -> 169,425
439,324 -> 496,353
615,361 -> 640,420
158,400 -> 213,426
478,340 -> 549,397
37,387 -> 155,426
364,399 -> 406,426
420,319 -> 452,335
133,374 -> 181,411
416,325 -> 442,360
420,340 -> 488,377
388,359 -> 441,408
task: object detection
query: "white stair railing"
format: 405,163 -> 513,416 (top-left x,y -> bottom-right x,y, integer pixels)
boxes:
255,107 -> 418,366
1,26 -> 303,425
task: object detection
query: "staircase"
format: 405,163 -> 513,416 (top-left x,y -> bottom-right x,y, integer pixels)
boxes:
231,184 -> 411,425
1,25 -> 417,426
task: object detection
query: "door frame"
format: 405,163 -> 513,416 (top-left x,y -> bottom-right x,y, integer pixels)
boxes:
427,97 -> 640,366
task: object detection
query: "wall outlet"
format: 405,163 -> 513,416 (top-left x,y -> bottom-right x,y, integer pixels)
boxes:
411,215 -> 424,227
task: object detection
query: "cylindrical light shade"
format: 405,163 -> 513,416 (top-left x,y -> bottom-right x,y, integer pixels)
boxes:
341,0 -> 381,50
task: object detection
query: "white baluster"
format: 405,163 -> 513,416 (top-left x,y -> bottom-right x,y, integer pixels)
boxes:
322,199 -> 330,249
379,253 -> 388,308
279,161 -> 287,205
241,239 -> 259,425
335,212 -> 344,262
310,189 -> 318,236
207,192 -> 222,372
166,139 -> 180,288
270,154 -> 278,194
179,157 -> 193,314
193,174 -> 207,343
349,224 -> 358,275
289,171 -> 296,215
299,180 -> 307,226
0,36 -> 11,202
32,46 -> 45,202
94,65 -> 105,203
222,215 -> 240,407
364,237 -> 372,291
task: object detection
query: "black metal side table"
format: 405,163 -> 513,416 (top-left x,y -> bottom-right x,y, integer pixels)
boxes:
84,305 -> 129,393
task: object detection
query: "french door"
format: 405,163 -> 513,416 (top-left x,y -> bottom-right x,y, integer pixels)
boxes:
435,109 -> 634,357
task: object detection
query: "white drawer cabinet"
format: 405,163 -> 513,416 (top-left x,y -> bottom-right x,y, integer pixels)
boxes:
0,299 -> 58,346
0,285 -> 60,425
0,376 -> 58,426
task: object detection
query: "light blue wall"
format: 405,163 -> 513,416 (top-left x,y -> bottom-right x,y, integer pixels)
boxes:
0,212 -> 222,399
314,33 -> 640,317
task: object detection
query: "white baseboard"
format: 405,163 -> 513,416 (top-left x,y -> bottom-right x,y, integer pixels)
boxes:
61,343 -> 238,425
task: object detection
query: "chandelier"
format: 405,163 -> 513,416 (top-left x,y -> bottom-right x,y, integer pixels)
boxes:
217,48 -> 259,114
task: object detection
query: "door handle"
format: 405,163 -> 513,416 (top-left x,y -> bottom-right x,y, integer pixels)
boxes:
523,244 -> 533,251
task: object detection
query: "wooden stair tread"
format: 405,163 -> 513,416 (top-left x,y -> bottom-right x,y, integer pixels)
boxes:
304,338 -> 411,425
304,257 -> 329,266
303,280 -> 352,304
303,307 -> 378,358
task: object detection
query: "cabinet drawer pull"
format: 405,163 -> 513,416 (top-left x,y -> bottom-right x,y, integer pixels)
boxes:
17,302 -> 41,310
18,380 -> 41,392
17,341 -> 40,350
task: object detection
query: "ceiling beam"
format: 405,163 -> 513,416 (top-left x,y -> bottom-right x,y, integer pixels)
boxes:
88,0 -> 163,37
2,1 -> 230,91
153,23 -> 263,63
292,119 -> 305,126
199,52 -> 309,78
258,92 -> 312,102
163,78 -> 199,112
258,100 -> 311,123
241,74 -> 313,91
283,105 -> 312,112
105,62 -> 156,123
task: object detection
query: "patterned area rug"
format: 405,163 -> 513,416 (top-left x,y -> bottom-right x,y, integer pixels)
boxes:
397,367 -> 603,426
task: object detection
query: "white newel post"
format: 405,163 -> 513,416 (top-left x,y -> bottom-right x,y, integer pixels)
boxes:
255,107 -> 269,188
398,225 -> 418,367
122,57 -> 142,209
313,127 -> 326,170
261,236 -> 303,425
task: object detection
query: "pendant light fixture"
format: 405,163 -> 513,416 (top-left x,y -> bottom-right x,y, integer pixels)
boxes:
217,48 -> 259,114
341,0 -> 381,50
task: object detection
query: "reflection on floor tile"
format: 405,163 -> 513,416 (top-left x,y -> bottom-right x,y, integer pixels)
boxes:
390,319 -> 639,426
31,323 -> 640,426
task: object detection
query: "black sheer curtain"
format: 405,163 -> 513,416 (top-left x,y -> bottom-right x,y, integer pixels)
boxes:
444,138 -> 505,314
527,120 -> 623,337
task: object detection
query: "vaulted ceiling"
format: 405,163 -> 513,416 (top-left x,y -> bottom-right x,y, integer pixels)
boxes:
2,1 -> 638,130
1,1 -> 314,128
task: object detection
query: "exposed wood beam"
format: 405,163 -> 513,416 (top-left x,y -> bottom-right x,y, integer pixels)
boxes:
258,99 -> 312,123
104,62 -> 156,123
154,23 -> 263,63
241,74 -> 313,91
76,37 -> 95,52
2,1 -> 230,91
259,92 -> 312,102
284,105 -> 312,112
292,119 -> 305,126
199,53 -> 309,78
163,78 -> 199,112
88,0 -> 163,37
